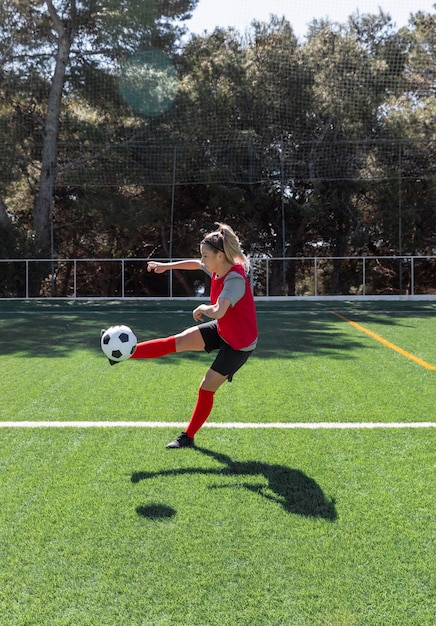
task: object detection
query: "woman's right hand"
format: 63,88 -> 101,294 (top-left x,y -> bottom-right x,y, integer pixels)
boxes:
147,261 -> 167,274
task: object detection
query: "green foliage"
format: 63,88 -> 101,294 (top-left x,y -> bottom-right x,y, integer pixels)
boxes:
0,3 -> 435,290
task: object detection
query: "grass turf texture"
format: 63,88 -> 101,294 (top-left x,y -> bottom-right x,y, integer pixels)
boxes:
0,300 -> 435,624
0,300 -> 435,423
0,429 -> 435,625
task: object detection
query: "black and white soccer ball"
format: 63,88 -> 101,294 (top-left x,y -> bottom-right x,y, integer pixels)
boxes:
101,325 -> 137,364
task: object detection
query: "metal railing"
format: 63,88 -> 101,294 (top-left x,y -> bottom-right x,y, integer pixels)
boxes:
0,256 -> 435,299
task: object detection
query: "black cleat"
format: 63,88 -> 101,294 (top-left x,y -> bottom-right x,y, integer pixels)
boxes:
166,431 -> 194,449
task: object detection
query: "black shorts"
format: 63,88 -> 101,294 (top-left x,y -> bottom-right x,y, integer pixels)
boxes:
198,320 -> 254,382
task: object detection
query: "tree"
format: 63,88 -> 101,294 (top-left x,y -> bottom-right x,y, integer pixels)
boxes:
1,4 -> 435,298
361,9 -> 436,265
0,0 -> 198,260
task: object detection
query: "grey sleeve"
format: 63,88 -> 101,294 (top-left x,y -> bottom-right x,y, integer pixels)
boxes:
220,272 -> 246,306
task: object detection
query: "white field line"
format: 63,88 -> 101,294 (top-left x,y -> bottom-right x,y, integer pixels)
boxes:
0,421 -> 435,429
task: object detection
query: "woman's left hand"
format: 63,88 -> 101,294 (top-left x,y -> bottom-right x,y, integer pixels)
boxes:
193,304 -> 208,322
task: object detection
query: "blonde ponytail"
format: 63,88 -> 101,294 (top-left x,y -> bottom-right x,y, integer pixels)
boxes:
202,223 -> 250,271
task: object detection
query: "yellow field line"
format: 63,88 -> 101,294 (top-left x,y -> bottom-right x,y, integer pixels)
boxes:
332,311 -> 436,371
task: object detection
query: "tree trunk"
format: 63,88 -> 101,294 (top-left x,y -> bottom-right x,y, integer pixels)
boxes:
29,2 -> 76,296
33,2 -> 75,257
33,38 -> 72,256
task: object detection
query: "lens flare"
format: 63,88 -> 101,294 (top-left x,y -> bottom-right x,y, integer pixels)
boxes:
118,49 -> 179,118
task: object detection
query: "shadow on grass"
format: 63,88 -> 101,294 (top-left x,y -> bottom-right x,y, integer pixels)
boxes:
131,446 -> 337,521
136,503 -> 176,520
1,300 -> 430,359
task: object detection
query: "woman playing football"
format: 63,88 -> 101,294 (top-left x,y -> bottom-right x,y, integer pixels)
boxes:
130,223 -> 257,448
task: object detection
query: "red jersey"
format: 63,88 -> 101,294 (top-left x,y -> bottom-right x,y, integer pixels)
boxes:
209,264 -> 258,350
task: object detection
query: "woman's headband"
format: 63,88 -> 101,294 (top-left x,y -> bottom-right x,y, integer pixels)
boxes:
201,237 -> 224,252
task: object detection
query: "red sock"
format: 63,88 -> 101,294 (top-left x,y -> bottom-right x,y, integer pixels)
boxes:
131,336 -> 176,359
185,389 -> 215,438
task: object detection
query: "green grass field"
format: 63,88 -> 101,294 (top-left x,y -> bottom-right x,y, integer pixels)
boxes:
0,300 -> 435,625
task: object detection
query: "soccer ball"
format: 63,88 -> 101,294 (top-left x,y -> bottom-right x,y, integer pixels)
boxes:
101,325 -> 137,364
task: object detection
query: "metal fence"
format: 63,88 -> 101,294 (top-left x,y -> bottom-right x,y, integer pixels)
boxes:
0,256 -> 435,299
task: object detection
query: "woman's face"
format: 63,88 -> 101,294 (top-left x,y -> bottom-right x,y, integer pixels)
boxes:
200,243 -> 222,273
